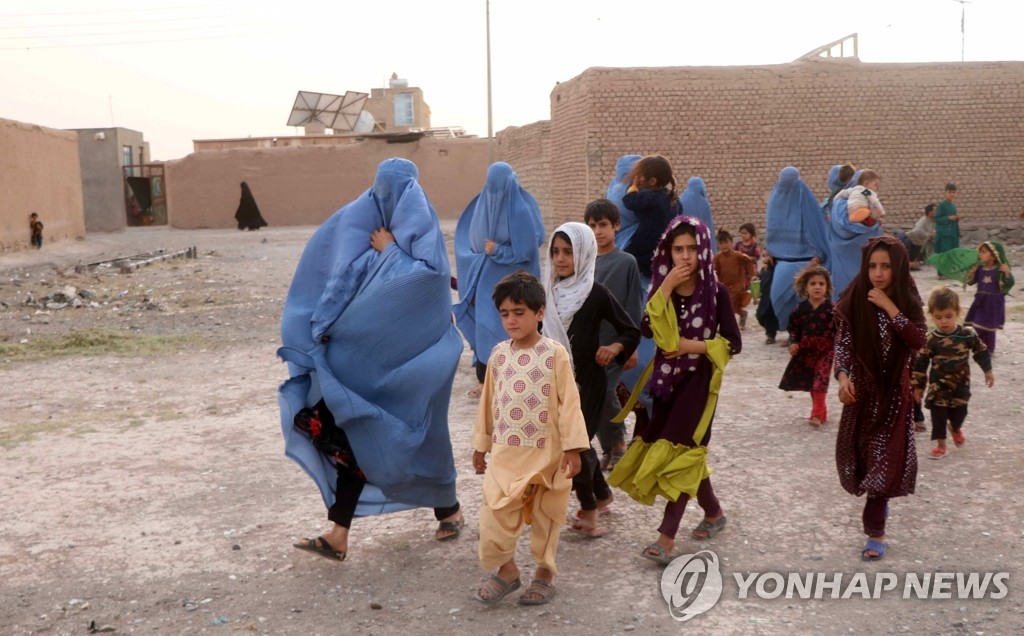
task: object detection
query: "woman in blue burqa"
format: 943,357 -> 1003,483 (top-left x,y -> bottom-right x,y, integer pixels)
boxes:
454,162 -> 545,398
607,154 -> 643,250
765,166 -> 831,331
606,153 -> 656,428
827,169 -> 881,301
278,157 -> 464,562
680,176 -> 718,255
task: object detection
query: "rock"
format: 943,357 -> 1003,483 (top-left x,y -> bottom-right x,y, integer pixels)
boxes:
45,302 -> 67,310
370,602 -> 383,610
79,289 -> 98,300
232,544 -> 241,550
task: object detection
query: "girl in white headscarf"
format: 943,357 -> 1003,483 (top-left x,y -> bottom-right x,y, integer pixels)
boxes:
542,222 -> 640,536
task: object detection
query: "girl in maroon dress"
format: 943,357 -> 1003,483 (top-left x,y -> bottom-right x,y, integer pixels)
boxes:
778,264 -> 835,427
834,236 -> 926,561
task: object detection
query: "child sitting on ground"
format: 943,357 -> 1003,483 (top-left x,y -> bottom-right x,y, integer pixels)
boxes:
837,169 -> 886,227
472,271 -> 589,606
913,286 -> 994,460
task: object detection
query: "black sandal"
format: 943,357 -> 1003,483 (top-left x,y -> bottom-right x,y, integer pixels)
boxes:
436,518 -> 465,542
293,536 -> 346,561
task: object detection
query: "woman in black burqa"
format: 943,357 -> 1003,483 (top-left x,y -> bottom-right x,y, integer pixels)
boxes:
235,181 -> 268,230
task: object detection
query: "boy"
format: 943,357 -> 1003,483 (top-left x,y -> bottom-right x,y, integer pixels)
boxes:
838,169 -> 886,227
472,271 -> 588,606
29,212 -> 43,249
907,203 -> 937,266
585,198 -> 644,471
713,229 -> 756,329
934,183 -> 960,254
913,286 -> 993,459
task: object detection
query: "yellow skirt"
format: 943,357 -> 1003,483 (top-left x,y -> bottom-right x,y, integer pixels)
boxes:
607,438 -> 711,505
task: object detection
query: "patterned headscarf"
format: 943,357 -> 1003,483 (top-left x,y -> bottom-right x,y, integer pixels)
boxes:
647,215 -> 719,398
543,222 -> 598,364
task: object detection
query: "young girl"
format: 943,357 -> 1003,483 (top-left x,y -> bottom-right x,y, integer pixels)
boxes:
834,237 -> 926,562
735,222 -> 761,265
778,264 -> 835,427
543,222 -> 641,537
621,155 -> 681,279
608,216 -> 741,566
964,241 -> 1014,354
913,286 -> 994,459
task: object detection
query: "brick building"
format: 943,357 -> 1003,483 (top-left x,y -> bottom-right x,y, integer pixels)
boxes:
497,58 -> 1024,241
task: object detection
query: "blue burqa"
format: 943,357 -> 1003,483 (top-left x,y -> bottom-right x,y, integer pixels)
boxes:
277,158 -> 461,516
680,177 -> 718,255
765,166 -> 831,331
608,154 -> 643,250
454,162 -> 545,365
828,188 -> 882,302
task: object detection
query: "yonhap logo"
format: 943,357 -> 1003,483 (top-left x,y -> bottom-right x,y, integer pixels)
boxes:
661,550 -> 723,621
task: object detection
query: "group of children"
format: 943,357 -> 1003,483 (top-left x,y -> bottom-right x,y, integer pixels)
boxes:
285,152 -> 1013,604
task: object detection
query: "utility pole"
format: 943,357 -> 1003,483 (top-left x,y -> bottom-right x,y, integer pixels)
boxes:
486,0 -> 494,163
953,0 -> 971,62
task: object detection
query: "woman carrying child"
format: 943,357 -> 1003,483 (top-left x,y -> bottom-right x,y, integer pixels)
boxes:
778,264 -> 835,427
543,222 -> 640,538
609,215 -> 741,566
834,236 -> 927,561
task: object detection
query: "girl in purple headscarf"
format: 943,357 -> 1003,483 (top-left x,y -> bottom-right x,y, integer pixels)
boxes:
608,216 -> 742,566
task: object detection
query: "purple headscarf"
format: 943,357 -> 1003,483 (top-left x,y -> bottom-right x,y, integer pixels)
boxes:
646,215 -> 719,399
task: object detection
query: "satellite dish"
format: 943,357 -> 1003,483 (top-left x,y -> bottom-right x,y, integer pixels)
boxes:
286,90 -> 369,132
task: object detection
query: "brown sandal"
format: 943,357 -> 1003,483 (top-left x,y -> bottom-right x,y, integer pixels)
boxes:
518,578 -> 557,605
474,574 -> 521,604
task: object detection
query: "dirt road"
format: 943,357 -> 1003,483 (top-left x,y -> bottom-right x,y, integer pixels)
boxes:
2,226 -> 1022,635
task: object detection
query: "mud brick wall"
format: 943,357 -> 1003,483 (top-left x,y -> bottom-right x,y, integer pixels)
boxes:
496,120 -> 552,224
502,59 -> 1024,239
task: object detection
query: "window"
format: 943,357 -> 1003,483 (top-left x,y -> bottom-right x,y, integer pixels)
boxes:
123,145 -> 133,176
393,93 -> 414,127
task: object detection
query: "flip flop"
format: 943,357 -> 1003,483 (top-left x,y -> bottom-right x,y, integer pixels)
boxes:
569,521 -> 608,538
861,539 -> 887,561
640,543 -> 674,566
474,574 -> 521,605
573,506 -> 611,520
518,578 -> 557,606
292,537 -> 346,562
691,515 -> 728,540
436,518 -> 465,542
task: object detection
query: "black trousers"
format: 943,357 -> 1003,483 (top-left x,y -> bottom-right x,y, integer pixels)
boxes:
930,405 -> 967,441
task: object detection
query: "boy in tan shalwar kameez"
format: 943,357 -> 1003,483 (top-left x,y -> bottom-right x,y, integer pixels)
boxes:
472,271 -> 589,606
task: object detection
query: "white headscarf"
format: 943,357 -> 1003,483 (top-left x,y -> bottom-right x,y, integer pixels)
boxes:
543,222 -> 597,363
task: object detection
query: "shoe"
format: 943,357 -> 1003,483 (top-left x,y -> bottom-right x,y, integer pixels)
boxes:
765,337 -> 776,345
692,515 -> 727,540
518,579 -> 557,606
913,421 -> 927,433
640,543 -> 674,566
951,430 -> 965,447
861,539 -> 887,561
293,536 -> 346,562
436,517 -> 465,542
808,416 -> 823,428
929,447 -> 947,459
475,574 -> 522,605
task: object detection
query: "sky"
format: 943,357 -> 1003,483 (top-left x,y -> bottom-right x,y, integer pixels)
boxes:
2,0 -> 1022,161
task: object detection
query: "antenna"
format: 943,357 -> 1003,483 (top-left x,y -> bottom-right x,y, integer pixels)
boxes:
952,0 -> 971,62
286,90 -> 369,133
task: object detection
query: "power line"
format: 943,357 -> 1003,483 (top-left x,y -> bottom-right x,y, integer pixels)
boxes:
0,31 -> 270,51
0,15 -> 226,30
0,5 -> 215,18
0,23 -> 241,40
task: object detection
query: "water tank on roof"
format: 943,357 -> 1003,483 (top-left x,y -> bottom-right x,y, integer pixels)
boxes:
389,77 -> 409,88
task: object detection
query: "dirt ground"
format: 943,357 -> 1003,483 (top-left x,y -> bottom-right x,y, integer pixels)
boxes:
1,225 -> 1023,636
